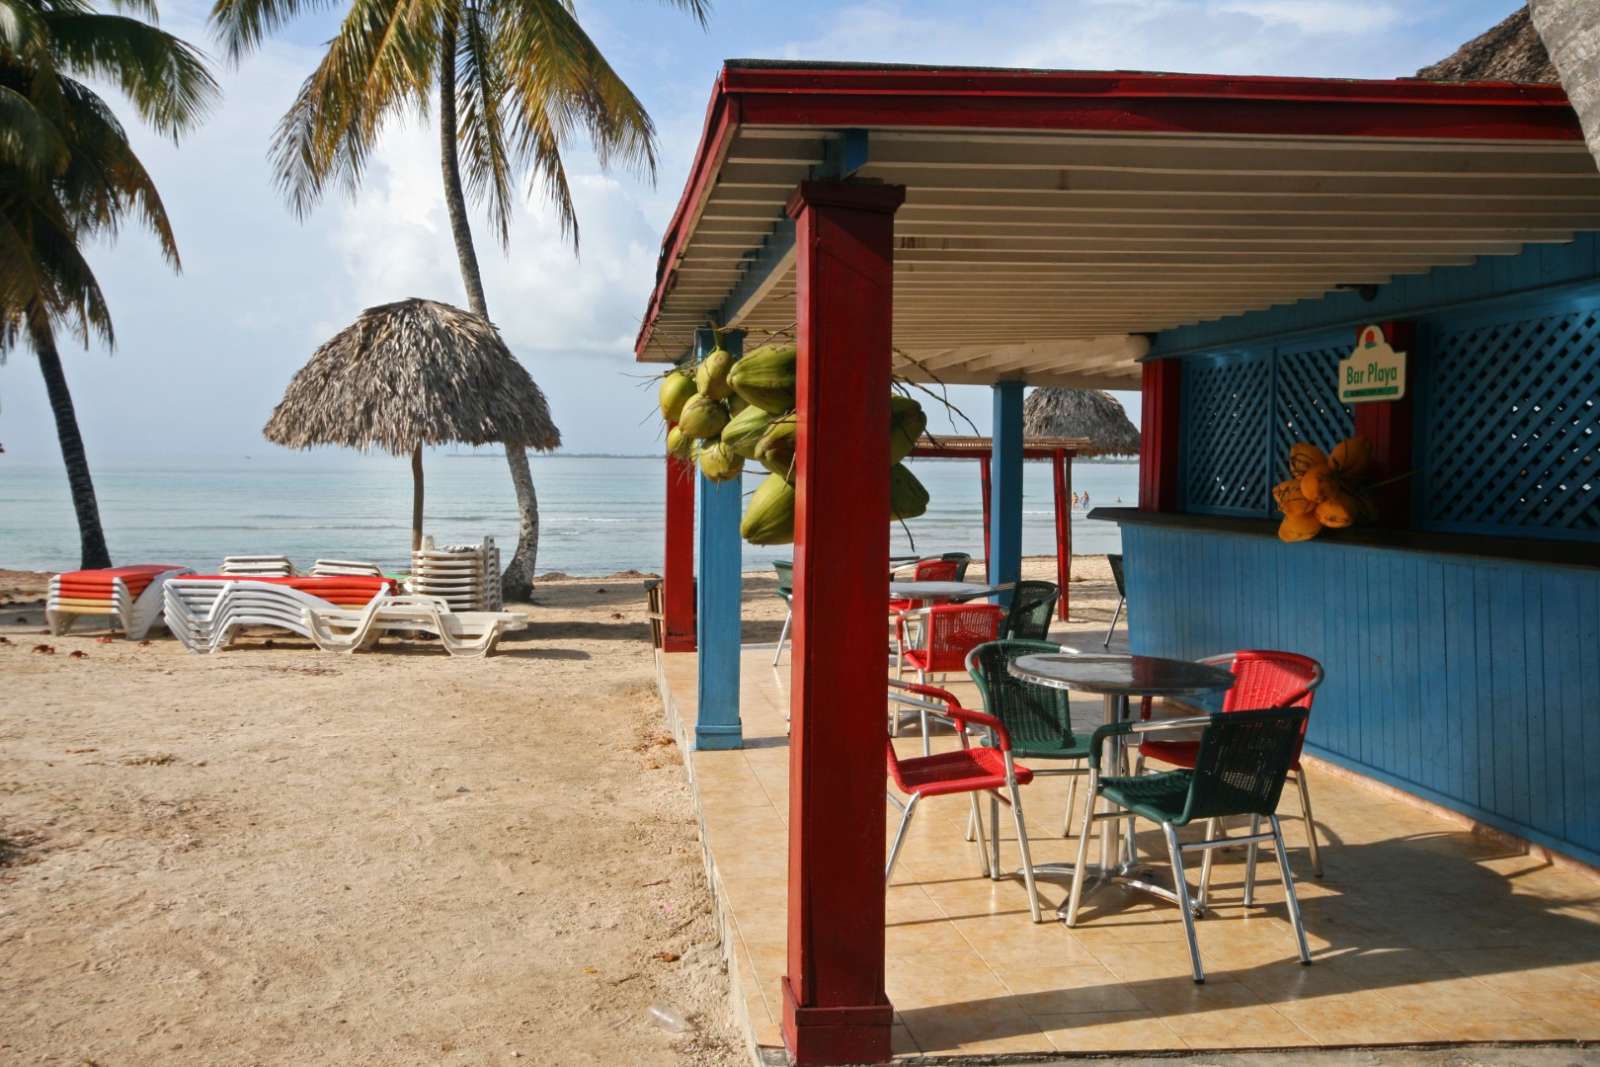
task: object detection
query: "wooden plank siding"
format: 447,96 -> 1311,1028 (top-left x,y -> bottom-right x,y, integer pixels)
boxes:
1123,523 -> 1600,868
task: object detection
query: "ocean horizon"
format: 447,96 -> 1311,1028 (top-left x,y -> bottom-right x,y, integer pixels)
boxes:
0,455 -> 1138,576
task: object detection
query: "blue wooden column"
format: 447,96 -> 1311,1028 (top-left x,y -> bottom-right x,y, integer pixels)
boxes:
695,327 -> 744,749
989,380 -> 1024,603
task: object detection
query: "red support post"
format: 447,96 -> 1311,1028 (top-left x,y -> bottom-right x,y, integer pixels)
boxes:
1353,320 -> 1416,529
662,449 -> 696,652
1139,359 -> 1183,512
1052,449 -> 1072,621
979,457 -> 992,578
782,180 -> 904,1066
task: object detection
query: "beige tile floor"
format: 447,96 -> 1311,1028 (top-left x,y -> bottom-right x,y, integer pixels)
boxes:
657,647 -> 1600,1060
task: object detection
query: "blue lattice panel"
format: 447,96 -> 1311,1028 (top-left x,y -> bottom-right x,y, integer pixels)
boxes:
1421,304 -> 1600,539
1273,337 -> 1354,480
1182,352 -> 1272,515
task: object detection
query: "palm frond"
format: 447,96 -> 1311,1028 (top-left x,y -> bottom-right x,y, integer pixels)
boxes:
208,0 -> 340,62
0,84 -> 70,175
455,2 -> 515,245
0,0 -> 52,59
43,12 -> 219,136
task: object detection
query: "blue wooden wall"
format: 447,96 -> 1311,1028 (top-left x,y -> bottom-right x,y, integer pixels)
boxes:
1124,523 -> 1600,867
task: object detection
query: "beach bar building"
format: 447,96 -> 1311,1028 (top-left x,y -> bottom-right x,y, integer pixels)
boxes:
638,59 -> 1600,1064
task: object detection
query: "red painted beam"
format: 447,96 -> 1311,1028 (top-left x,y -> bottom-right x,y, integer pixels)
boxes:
1352,321 -> 1416,529
662,449 -> 696,652
783,180 -> 904,1066
1052,449 -> 1072,621
1139,359 -> 1183,512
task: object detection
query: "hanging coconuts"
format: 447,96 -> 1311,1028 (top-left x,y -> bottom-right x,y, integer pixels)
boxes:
696,344 -> 735,401
890,463 -> 929,520
698,440 -> 744,483
1274,435 -> 1382,542
889,395 -> 928,466
677,393 -> 730,440
721,404 -> 775,459
659,367 -> 697,423
741,473 -> 796,545
727,343 -> 797,414
666,425 -> 693,462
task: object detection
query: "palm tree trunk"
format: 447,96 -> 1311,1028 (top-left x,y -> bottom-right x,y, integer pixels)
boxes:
27,302 -> 111,569
438,8 -> 540,602
1532,1 -> 1600,168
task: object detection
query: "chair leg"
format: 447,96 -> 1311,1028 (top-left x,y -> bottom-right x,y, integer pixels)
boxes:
1270,815 -> 1313,965
917,669 -> 931,757
772,608 -> 791,667
1295,769 -> 1324,877
988,793 -> 1002,881
1197,817 -> 1220,910
1161,822 -> 1205,984
969,794 -> 991,878
1243,814 -> 1261,908
1061,766 -> 1078,838
1005,762 -> 1044,923
1064,772 -> 1098,927
885,793 -> 920,883
1103,596 -> 1123,648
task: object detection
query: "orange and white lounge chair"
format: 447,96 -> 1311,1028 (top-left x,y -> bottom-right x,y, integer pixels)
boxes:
162,575 -> 392,653
47,565 -> 191,640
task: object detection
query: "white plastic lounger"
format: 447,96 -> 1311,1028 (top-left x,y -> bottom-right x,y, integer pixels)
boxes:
409,536 -> 501,611
302,596 -> 526,657
162,575 -> 393,653
48,565 -> 191,640
221,555 -> 296,577
310,559 -> 385,577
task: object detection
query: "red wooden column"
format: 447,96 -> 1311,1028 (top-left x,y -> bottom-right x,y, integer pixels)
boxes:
1353,320 -> 1416,528
662,449 -> 696,652
1139,358 -> 1182,511
1052,448 -> 1072,621
783,179 -> 904,1066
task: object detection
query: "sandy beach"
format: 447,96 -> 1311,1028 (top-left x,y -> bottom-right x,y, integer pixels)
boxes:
0,557 -> 1116,1066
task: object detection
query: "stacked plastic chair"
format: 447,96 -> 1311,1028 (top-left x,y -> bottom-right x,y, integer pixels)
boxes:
409,537 -> 501,611
47,565 -> 191,640
220,555 -> 295,577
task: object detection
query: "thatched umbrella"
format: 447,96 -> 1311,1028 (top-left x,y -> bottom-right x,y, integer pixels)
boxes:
264,298 -> 561,552
1415,5 -> 1558,82
1023,388 -> 1140,456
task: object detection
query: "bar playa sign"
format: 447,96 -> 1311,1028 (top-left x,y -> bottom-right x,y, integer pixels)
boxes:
1339,324 -> 1407,403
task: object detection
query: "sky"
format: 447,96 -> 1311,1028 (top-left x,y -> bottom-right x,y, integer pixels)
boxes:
0,0 -> 1528,468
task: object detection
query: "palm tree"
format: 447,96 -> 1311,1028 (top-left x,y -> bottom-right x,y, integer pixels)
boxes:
1531,2 -> 1600,168
212,0 -> 708,601
1,0 -> 217,569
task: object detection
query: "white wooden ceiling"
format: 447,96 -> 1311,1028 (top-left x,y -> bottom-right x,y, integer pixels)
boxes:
640,124 -> 1600,387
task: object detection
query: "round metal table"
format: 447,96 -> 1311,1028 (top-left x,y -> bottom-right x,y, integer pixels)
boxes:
1007,652 -> 1236,917
888,580 -> 1010,604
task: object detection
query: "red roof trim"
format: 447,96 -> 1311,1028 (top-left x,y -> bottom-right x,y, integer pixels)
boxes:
634,64 -> 1584,358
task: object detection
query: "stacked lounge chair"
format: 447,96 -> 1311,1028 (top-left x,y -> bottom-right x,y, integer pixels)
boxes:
310,559 -> 385,577
221,555 -> 295,577
409,537 -> 502,611
162,574 -> 523,657
47,565 -> 191,639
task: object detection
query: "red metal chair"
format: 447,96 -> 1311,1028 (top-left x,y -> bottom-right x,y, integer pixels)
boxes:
889,556 -> 964,678
894,602 -> 1005,753
1137,650 -> 1326,879
886,679 -> 1044,922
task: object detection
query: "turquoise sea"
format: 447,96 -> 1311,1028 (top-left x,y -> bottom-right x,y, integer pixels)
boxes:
0,456 -> 1138,575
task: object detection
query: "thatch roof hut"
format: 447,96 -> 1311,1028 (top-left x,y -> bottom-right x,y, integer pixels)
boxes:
264,297 -> 560,550
1022,388 -> 1140,457
1416,6 -> 1558,83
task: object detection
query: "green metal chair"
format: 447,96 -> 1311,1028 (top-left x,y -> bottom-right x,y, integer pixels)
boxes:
940,552 -> 973,581
966,638 -> 1094,840
771,560 -> 793,666
1064,708 -> 1313,983
1000,580 -> 1059,641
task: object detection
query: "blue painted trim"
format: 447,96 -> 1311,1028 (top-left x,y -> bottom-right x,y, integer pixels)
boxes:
695,326 -> 744,750
717,216 -> 795,329
716,130 -> 870,329
989,382 -> 1024,602
1151,231 -> 1600,359
1304,742 -> 1600,871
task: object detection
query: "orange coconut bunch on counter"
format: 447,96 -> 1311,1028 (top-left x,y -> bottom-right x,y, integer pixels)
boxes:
1274,437 -> 1378,542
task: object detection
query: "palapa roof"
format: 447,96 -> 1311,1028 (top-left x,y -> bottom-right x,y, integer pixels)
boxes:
264,298 -> 560,454
1022,389 -> 1140,457
1416,6 -> 1558,84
